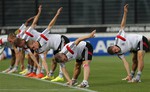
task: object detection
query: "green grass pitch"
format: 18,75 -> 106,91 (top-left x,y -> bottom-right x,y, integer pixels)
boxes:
0,53 -> 150,92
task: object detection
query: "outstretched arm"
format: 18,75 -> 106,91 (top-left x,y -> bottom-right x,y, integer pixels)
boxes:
121,56 -> 131,77
47,7 -> 63,30
120,4 -> 128,30
31,5 -> 42,28
61,67 -> 72,85
74,30 -> 96,45
24,16 -> 35,26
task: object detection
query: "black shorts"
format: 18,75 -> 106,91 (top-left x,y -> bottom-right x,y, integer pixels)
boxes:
137,36 -> 149,52
53,35 -> 70,55
76,42 -> 93,62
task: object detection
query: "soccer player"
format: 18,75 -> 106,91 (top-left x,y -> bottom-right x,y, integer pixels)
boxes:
6,16 -> 35,74
54,30 -> 96,88
107,4 -> 149,82
0,36 -> 16,73
14,6 -> 68,81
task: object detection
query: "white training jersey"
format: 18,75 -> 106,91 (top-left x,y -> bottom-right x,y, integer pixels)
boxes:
0,35 -> 12,49
115,29 -> 142,58
22,27 -> 40,41
60,41 -> 86,61
16,24 -> 27,38
36,34 -> 61,53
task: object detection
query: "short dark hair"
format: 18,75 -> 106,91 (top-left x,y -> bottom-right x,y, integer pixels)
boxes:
107,46 -> 115,55
54,53 -> 64,63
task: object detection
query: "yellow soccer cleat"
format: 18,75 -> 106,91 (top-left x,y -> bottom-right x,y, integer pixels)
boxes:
51,76 -> 64,82
41,75 -> 55,80
19,69 -> 28,75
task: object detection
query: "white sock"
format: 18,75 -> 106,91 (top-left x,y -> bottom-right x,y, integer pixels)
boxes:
58,72 -> 63,78
83,80 -> 88,85
58,65 -> 63,78
49,70 -> 54,76
135,71 -> 142,80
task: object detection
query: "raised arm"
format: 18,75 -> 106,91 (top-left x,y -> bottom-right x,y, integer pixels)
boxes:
120,4 -> 128,30
74,30 -> 96,45
31,5 -> 42,28
24,16 -> 35,26
47,7 -> 63,30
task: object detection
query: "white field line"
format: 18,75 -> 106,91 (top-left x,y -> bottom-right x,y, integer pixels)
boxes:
0,89 -> 79,91
0,72 -> 98,92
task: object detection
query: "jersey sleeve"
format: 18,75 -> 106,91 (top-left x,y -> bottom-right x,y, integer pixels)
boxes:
117,54 -> 125,59
22,27 -> 33,41
16,24 -> 27,38
25,48 -> 31,54
60,42 -> 76,61
39,53 -> 44,59
0,37 -> 8,45
114,29 -> 126,45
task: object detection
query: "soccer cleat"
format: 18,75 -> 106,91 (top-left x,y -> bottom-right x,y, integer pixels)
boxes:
51,76 -> 64,82
41,75 -> 55,80
34,73 -> 44,78
25,72 -> 32,76
2,68 -> 12,73
19,69 -> 28,75
72,79 -> 78,85
22,71 -> 31,76
26,72 -> 36,77
130,78 -> 141,83
7,67 -> 18,73
77,82 -> 89,88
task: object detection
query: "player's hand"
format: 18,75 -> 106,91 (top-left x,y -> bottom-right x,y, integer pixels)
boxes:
68,80 -> 73,86
122,75 -> 132,81
89,29 -> 96,38
38,5 -> 42,12
56,7 -> 63,16
124,4 -> 128,13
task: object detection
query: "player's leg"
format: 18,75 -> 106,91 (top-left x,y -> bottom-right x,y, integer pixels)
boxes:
131,52 -> 138,78
0,52 -> 6,61
20,53 -> 31,75
3,49 -> 15,73
50,57 -> 64,82
72,60 -> 82,85
8,49 -> 24,73
24,54 -> 34,76
78,42 -> 93,88
132,36 -> 149,82
77,60 -> 90,88
51,35 -> 70,82
133,50 -> 145,82
20,49 -> 25,71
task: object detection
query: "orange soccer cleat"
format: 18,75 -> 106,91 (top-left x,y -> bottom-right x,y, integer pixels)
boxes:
34,73 -> 44,78
26,72 -> 36,77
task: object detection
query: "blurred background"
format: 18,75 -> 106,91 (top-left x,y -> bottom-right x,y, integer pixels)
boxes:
0,0 -> 150,26
0,0 -> 150,57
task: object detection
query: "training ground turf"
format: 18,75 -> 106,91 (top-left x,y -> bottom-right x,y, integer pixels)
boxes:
0,53 -> 150,92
